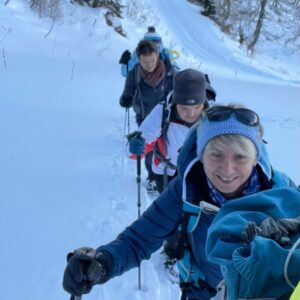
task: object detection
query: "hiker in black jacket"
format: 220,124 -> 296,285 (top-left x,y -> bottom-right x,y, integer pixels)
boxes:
120,39 -> 176,185
120,39 -> 175,125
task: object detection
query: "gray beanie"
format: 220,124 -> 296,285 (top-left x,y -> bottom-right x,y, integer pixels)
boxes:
173,69 -> 206,105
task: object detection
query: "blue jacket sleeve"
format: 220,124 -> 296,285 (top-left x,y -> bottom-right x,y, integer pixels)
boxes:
97,177 -> 183,279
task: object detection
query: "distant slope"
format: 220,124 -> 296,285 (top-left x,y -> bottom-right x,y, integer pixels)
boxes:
149,0 -> 300,85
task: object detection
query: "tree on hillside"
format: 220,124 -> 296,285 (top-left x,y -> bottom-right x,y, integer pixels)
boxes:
267,0 -> 300,54
30,0 -> 61,19
202,0 -> 216,16
72,0 -> 123,17
72,0 -> 125,36
188,0 -> 216,16
208,0 -> 300,53
247,0 -> 267,52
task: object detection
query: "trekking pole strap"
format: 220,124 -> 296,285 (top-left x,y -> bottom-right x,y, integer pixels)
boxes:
284,235 -> 300,289
153,143 -> 177,170
176,212 -> 191,260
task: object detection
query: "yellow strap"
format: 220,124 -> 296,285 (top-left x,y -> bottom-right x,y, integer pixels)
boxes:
168,49 -> 180,60
291,281 -> 300,300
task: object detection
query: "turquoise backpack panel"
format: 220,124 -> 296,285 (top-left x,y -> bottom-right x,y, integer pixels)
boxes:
206,187 -> 300,300
177,201 -> 219,288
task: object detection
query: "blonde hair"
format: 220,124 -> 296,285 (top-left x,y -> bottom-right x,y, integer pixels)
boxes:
203,134 -> 257,161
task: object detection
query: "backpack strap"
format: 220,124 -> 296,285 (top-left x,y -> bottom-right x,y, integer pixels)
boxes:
160,97 -> 172,137
160,49 -> 171,70
176,201 -> 219,295
152,97 -> 176,189
133,66 -> 146,120
175,210 -> 195,260
176,201 -> 219,259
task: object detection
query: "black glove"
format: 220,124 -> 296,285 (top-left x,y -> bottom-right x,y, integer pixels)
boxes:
242,218 -> 300,245
120,94 -> 134,108
62,247 -> 111,297
119,50 -> 131,65
242,222 -> 263,243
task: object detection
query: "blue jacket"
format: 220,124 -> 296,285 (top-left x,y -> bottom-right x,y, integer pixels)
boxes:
98,126 -> 295,299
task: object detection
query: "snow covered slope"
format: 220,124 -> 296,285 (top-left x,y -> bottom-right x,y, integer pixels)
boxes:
0,1 -> 299,300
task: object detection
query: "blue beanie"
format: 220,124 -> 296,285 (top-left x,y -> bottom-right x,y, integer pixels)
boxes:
197,114 -> 262,159
144,31 -> 161,43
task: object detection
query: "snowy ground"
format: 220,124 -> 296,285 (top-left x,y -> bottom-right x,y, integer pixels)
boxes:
0,1 -> 299,300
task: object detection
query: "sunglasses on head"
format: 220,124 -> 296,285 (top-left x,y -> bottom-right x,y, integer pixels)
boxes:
206,106 -> 260,126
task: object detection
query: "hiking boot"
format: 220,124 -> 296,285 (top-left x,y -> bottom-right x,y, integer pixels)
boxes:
146,180 -> 158,193
164,256 -> 177,269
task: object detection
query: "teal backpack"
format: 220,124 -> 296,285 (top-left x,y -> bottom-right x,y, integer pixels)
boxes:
206,187 -> 300,300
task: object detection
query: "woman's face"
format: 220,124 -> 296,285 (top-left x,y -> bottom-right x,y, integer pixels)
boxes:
139,52 -> 159,72
176,104 -> 204,123
202,145 -> 256,197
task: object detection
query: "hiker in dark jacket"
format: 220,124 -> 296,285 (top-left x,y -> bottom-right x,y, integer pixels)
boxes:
63,103 -> 298,300
119,39 -> 175,126
120,39 -> 175,185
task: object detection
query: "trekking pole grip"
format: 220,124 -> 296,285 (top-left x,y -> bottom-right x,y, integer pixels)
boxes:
67,252 -> 83,300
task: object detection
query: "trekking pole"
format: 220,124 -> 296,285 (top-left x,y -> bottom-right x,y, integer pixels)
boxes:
70,296 -> 82,300
126,108 -> 131,135
126,130 -> 143,289
137,155 -> 142,218
121,108 -> 131,176
136,154 -> 142,290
